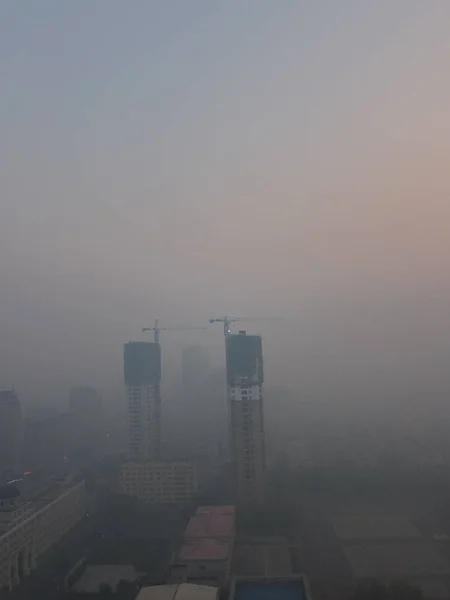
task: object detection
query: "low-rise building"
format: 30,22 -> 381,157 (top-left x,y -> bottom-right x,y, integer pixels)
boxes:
0,476 -> 86,591
178,538 -> 232,586
172,506 -> 235,589
117,460 -> 197,504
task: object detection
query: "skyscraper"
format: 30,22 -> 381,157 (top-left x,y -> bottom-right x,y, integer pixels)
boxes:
226,331 -> 266,504
124,342 -> 161,458
0,391 -> 23,477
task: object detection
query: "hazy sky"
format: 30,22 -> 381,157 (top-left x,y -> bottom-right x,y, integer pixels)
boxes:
2,1 -> 450,409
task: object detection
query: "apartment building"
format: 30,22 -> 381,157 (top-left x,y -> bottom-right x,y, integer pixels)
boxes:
226,331 -> 266,505
124,342 -> 162,459
117,460 -> 197,504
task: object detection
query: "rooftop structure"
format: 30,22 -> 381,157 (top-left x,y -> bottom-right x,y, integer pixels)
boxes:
179,538 -> 231,561
136,583 -> 218,600
185,506 -> 235,539
232,577 -> 311,600
174,505 -> 235,589
235,537 -> 292,578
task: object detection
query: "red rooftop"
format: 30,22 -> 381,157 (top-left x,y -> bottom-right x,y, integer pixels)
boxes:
185,505 -> 236,539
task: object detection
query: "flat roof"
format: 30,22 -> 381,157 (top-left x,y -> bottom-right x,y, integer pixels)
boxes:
179,538 -> 230,561
136,583 -> 217,600
235,543 -> 292,577
332,516 -> 421,541
234,579 -> 308,600
344,543 -> 450,579
186,506 -> 235,539
196,505 -> 235,515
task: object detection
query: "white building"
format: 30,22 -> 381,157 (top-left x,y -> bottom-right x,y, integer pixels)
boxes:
0,478 -> 86,591
124,342 -> 162,458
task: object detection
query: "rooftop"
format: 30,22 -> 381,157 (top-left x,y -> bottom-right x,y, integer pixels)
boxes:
344,543 -> 450,579
234,578 -> 310,600
179,538 -> 231,562
136,583 -> 217,600
332,515 -> 421,541
235,539 -> 292,578
186,506 -> 235,539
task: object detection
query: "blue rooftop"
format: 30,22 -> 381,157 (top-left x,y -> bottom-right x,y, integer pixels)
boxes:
235,580 -> 306,600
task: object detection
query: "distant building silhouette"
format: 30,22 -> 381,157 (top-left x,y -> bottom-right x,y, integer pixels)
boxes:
69,386 -> 102,454
182,346 -> 210,398
0,391 -> 23,477
69,386 -> 101,416
22,412 -> 74,472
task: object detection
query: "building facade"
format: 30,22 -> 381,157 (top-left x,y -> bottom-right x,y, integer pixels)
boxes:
0,391 -> 23,478
117,460 -> 197,504
0,478 -> 86,591
226,332 -> 266,505
124,342 -> 162,458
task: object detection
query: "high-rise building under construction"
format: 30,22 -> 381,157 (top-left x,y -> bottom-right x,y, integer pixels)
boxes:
124,342 -> 161,458
226,331 -> 266,504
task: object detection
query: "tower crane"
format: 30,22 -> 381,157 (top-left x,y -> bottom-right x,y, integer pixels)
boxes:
208,316 -> 281,338
142,319 -> 207,343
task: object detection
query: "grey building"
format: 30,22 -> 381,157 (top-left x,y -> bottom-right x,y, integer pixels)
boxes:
124,342 -> 161,458
226,332 -> 266,505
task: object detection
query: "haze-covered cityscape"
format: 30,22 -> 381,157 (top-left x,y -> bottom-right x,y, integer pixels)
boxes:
3,3 -> 450,600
